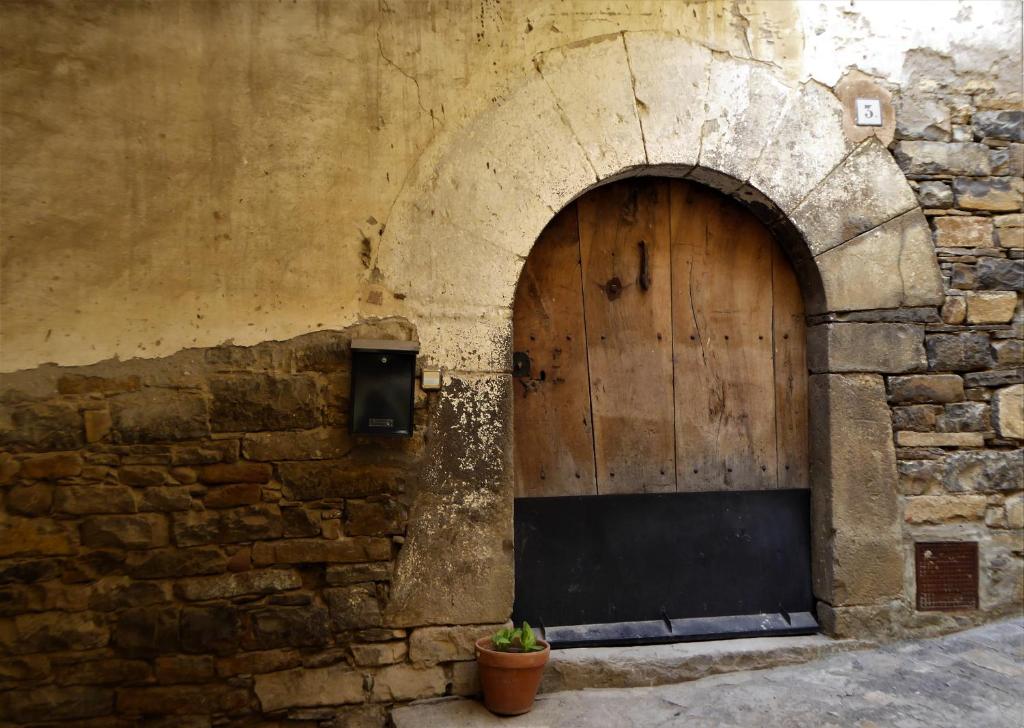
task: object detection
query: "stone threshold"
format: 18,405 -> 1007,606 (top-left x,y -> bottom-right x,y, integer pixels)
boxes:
395,633 -> 868,727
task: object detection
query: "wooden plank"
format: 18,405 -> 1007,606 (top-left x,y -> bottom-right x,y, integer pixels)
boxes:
670,180 -> 778,491
577,178 -> 676,494
512,204 -> 597,497
772,243 -> 810,489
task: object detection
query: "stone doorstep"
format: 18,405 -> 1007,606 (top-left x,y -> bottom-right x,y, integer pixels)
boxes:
395,633 -> 865,726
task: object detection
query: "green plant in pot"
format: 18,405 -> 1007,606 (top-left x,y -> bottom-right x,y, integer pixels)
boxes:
475,621 -> 550,716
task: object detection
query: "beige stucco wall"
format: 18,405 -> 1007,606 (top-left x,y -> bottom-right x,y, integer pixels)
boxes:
1,0 -> 1020,372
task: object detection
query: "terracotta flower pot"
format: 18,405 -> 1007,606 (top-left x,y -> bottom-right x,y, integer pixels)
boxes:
475,636 -> 551,716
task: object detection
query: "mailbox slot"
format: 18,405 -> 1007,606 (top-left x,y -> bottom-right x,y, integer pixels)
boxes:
350,339 -> 419,436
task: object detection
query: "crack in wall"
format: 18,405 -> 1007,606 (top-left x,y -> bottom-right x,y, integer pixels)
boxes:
620,32 -> 650,165
532,58 -> 600,183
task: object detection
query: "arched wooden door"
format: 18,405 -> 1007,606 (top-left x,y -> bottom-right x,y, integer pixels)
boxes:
512,178 -> 814,645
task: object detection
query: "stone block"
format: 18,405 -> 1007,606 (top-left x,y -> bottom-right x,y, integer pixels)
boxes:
536,35 -> 646,179
916,180 -> 953,208
209,373 -> 320,432
244,606 -> 331,649
932,216 -> 994,248
972,110 -> 1023,141
993,339 -> 1024,366
995,214 -> 1023,248
993,384 -> 1024,439
0,452 -> 19,484
815,210 -> 943,312
0,401 -> 85,451
255,663 -> 363,712
215,648 -> 301,677
807,323 -> 925,374
749,80 -> 851,210
1006,495 -> 1024,529
58,374 -> 141,395
252,537 -> 390,565
117,466 -> 173,486
351,641 -> 407,667
54,485 -> 137,515
21,452 -> 83,480
370,664 -> 447,702
622,33 -> 710,170
794,139 -> 918,256
964,369 -> 1023,387
176,569 -> 301,601
891,404 -> 943,432
138,486 -> 193,512
936,402 -> 990,432
0,518 -> 74,557
450,660 -> 480,697
154,655 -> 216,684
83,408 -> 113,443
976,258 -> 1024,290
7,484 -> 54,516
55,657 -> 152,686
990,143 -> 1024,177
110,389 -> 209,443
126,547 -> 226,579
242,428 -> 352,461
204,483 -> 262,508
282,507 -> 321,537
4,611 -> 108,654
942,449 -> 1024,492
894,95 -> 950,141
897,460 -> 944,495
0,685 -> 113,722
888,374 -> 965,404
953,176 -> 1024,212
278,460 -> 406,500
926,333 -> 994,372
325,563 -> 392,586
172,505 -> 282,547
345,498 -> 408,536
808,374 -> 901,606
112,606 -> 179,657
966,291 -> 1018,323
903,495 -> 988,524
408,623 -> 506,665
698,56 -> 792,191
940,295 -> 967,324
893,141 -> 991,176
895,431 -> 985,448
80,514 -> 169,550
88,578 -> 171,611
179,605 -> 240,656
198,462 -> 272,484
326,584 -> 382,630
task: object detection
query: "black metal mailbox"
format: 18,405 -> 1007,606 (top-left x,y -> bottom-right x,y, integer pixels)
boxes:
350,339 -> 419,436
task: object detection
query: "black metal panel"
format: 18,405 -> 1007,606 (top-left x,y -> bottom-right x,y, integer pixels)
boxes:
350,342 -> 417,437
513,490 -> 814,643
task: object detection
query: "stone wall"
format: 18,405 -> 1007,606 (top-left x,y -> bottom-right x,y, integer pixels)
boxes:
0,319 -> 506,726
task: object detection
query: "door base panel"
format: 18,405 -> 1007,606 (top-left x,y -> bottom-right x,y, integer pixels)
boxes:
540,611 -> 819,649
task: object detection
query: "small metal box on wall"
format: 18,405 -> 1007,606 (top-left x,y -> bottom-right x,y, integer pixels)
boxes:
350,339 -> 419,436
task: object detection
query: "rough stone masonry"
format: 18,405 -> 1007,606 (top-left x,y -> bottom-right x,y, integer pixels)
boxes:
0,2 -> 1022,727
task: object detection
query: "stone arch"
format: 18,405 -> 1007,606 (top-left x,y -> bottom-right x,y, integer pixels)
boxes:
380,32 -> 944,635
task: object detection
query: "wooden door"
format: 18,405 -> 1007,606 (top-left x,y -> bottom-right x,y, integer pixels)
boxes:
513,178 -> 808,497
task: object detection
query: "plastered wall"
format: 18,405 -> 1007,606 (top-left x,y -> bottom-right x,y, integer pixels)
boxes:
1,0 -> 1020,372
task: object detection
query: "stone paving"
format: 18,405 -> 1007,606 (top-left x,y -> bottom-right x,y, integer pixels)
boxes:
393,618 -> 1024,728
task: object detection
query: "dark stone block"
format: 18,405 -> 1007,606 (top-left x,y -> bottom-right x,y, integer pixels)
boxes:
0,685 -> 114,722
975,257 -> 1024,291
943,449 -> 1024,492
0,401 -> 85,451
278,461 -> 406,500
973,110 -> 1024,142
926,333 -> 994,371
282,507 -> 321,537
172,505 -> 282,547
113,607 -> 180,657
180,605 -> 240,656
198,462 -> 272,484
936,402 -> 990,432
891,404 -> 943,432
243,606 -> 331,649
0,559 -> 63,585
209,373 -> 321,432
964,368 -> 1024,387
126,547 -> 227,579
110,389 -> 210,444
